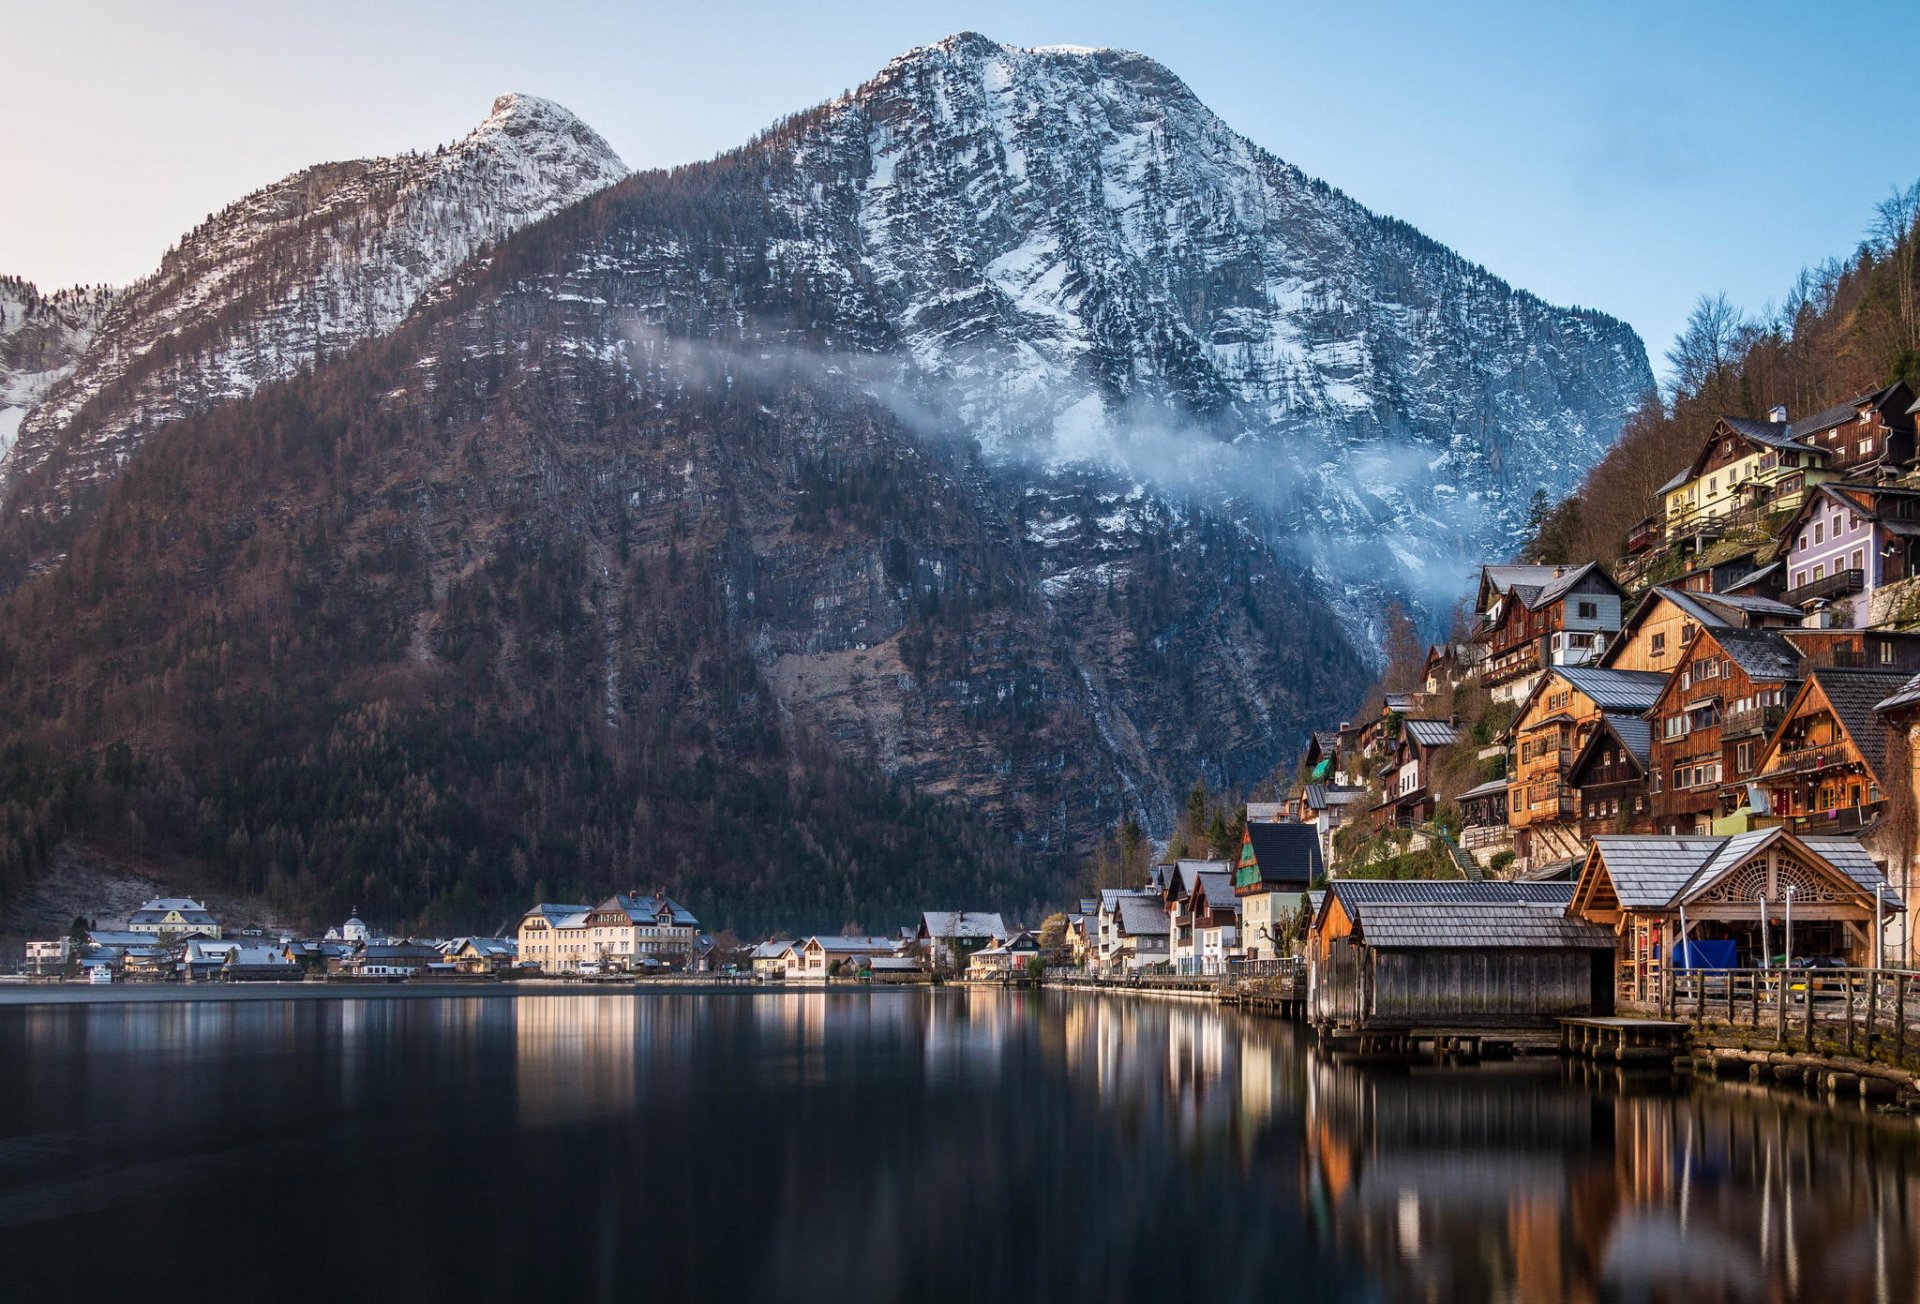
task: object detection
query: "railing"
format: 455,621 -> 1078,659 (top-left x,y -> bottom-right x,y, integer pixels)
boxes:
1653,967 -> 1920,1068
1782,567 -> 1864,607
1720,704 -> 1787,740
1460,824 -> 1512,852
1768,802 -> 1881,834
1762,746 -> 1844,778
1627,515 -> 1662,555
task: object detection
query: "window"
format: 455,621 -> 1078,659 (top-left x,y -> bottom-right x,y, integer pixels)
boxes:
1795,571 -> 1808,588
1736,741 -> 1754,772
1850,512 -> 1861,529
1813,564 -> 1825,582
1651,632 -> 1667,655
1883,641 -> 1897,666
1815,522 -> 1824,544
1577,600 -> 1597,620
1664,715 -> 1687,739
1860,440 -> 1875,457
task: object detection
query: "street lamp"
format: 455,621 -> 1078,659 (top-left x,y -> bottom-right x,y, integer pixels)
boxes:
1783,885 -> 1796,970
1757,891 -> 1770,970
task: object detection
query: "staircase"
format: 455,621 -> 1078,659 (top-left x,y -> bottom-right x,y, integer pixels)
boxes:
1413,823 -> 1483,880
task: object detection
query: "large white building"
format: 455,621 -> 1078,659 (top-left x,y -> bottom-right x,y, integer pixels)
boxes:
127,897 -> 221,939
516,894 -> 704,973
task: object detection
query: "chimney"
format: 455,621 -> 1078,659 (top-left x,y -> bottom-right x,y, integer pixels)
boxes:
1553,565 -> 1565,579
1769,404 -> 1788,423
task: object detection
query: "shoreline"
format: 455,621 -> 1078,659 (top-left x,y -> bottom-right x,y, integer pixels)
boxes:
0,979 -> 950,1007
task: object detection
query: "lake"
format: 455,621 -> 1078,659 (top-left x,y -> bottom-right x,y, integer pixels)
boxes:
0,987 -> 1915,1302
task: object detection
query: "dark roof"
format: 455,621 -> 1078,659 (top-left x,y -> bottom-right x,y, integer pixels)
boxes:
1786,384 -> 1912,441
1809,667 -> 1910,760
1531,561 -> 1618,608
1330,880 -> 1574,907
1721,563 -> 1782,596
1693,590 -> 1800,621
1457,778 -> 1510,802
1876,671 -> 1920,715
1721,416 -> 1813,453
1569,712 -> 1652,782
1707,627 -> 1802,683
1303,783 -> 1365,809
1353,901 -> 1616,950
1240,822 -> 1323,890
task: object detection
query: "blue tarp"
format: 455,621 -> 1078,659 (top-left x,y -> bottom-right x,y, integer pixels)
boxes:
1673,939 -> 1737,971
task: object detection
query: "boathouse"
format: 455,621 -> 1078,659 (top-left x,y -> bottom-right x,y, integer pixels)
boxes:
1309,891 -> 1616,1032
1569,828 -> 1900,999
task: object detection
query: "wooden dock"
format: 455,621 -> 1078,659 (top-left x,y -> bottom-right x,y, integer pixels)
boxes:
1559,1016 -> 1688,1062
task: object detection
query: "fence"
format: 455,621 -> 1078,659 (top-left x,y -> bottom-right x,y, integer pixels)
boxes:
1655,967 -> 1920,1068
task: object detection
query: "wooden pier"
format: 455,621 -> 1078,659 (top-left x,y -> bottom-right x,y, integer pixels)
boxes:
1558,1016 -> 1689,1063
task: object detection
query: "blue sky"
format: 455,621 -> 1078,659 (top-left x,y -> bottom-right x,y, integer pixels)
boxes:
5,0 -> 1917,374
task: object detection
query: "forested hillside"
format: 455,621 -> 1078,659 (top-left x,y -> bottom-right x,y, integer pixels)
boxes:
1527,182 -> 1920,564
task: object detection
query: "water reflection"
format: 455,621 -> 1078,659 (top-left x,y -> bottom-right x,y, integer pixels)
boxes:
2,988 -> 1919,1302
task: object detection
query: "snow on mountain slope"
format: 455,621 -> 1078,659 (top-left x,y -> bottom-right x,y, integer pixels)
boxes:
0,278 -> 116,463
773,34 -> 1651,618
3,93 -> 627,505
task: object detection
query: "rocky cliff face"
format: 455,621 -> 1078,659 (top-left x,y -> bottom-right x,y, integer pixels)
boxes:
0,38 -> 1650,930
0,278 -> 116,462
2,93 -> 628,518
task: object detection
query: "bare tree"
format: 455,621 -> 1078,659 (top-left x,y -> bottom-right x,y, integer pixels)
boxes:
1871,181 -> 1920,355
1665,293 -> 1751,406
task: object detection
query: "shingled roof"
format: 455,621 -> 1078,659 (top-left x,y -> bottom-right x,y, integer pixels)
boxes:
1585,830 -> 1891,910
1329,880 -> 1575,908
1554,666 -> 1666,712
1875,670 -> 1920,715
1808,667 -> 1909,763
1353,902 -> 1617,950
1401,718 -> 1463,748
1708,627 -> 1802,683
1238,822 -> 1323,892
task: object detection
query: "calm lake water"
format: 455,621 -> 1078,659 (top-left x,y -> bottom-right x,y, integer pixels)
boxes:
1,987 -> 1917,1303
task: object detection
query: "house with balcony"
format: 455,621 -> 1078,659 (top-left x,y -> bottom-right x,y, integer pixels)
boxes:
1777,482 -> 1920,622
1752,666 -> 1910,841
1565,714 -> 1654,835
1503,665 -> 1665,869
1370,717 -> 1462,832
1781,382 -> 1917,478
1646,627 -> 1802,834
1657,413 -> 1831,550
1456,779 -> 1512,864
1477,562 -> 1629,702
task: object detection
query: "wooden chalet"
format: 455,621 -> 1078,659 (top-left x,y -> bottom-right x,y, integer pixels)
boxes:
1456,778 -> 1512,863
1477,562 -> 1628,702
1422,642 -> 1475,695
1657,414 -> 1830,551
1646,626 -> 1802,834
1303,729 -> 1345,785
1571,829 -> 1899,999
1308,882 -> 1616,1032
1600,585 -> 1798,675
1780,382 -> 1917,479
1565,713 -> 1654,834
1751,666 -> 1909,838
1502,665 -> 1664,869
1370,717 -> 1461,832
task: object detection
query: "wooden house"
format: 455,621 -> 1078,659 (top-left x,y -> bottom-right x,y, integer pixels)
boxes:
1477,562 -> 1628,702
1571,829 -> 1898,999
1751,666 -> 1909,838
1565,713 -> 1654,834
1456,778 -> 1512,864
1646,626 -> 1802,834
1185,870 -> 1242,971
1308,890 -> 1616,1032
1159,859 -> 1230,969
1779,382 -> 1917,478
1371,717 -> 1462,831
1503,665 -> 1665,869
1600,585 -> 1798,675
1304,730 -> 1346,785
1658,414 -> 1831,549
1307,879 -> 1578,965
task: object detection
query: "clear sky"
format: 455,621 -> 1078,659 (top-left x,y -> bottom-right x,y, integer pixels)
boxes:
5,0 -> 1917,372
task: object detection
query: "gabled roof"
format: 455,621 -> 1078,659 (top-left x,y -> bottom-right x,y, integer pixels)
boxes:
1719,415 -> 1811,452
1303,783 -> 1366,809
1602,587 -> 1731,668
1238,822 -> 1324,892
1581,830 -> 1891,912
1720,563 -> 1783,596
1457,777 -> 1510,802
919,911 -> 1007,940
1786,382 -> 1915,441
1531,560 -> 1622,608
1353,901 -> 1616,950
1401,718 -> 1463,748
1553,666 -> 1666,712
804,935 -> 899,954
523,903 -> 592,927
1477,564 -> 1568,611
1761,667 -> 1910,778
1875,671 -> 1920,716
1704,626 -> 1802,683
1115,897 -> 1172,936
1567,713 -> 1652,785
1691,590 -> 1801,621
1329,879 -> 1574,908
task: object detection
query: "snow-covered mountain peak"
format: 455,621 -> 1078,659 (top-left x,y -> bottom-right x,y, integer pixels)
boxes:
3,94 -> 628,505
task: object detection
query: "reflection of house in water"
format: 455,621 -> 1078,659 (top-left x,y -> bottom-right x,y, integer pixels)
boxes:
515,996 -> 637,1126
1305,1053 -> 1920,1302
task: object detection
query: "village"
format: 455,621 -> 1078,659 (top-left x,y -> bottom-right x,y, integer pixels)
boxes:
21,386 -> 1920,1094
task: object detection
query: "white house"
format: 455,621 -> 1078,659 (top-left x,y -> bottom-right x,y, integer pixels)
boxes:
128,897 -> 221,939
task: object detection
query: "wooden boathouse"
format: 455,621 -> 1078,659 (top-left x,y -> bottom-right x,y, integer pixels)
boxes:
1309,885 -> 1617,1038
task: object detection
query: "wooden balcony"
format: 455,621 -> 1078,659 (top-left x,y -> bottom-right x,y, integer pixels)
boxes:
1627,514 -> 1662,555
1782,567 -> 1864,607
1720,704 -> 1787,740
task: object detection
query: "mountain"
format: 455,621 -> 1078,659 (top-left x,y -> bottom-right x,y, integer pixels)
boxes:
0,278 -> 116,462
1,93 -> 628,526
0,37 -> 1649,933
